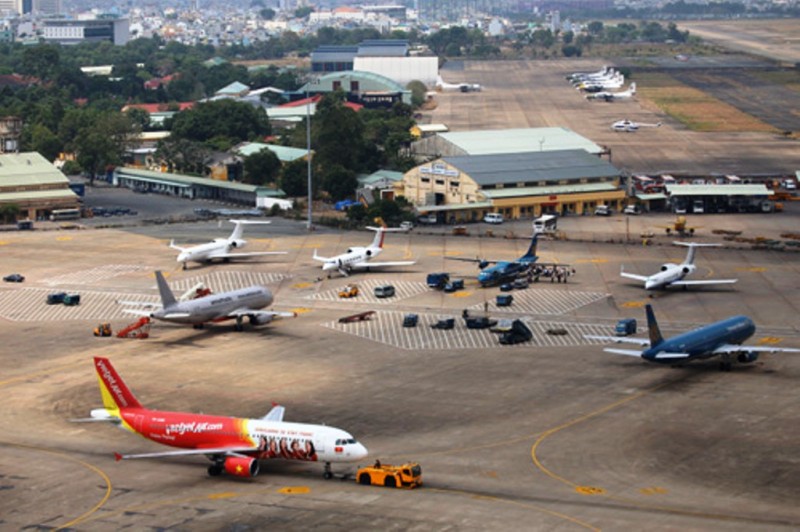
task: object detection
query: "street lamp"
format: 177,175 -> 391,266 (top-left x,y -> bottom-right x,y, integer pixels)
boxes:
306,84 -> 313,231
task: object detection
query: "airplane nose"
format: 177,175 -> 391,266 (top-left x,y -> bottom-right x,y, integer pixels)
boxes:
353,443 -> 368,460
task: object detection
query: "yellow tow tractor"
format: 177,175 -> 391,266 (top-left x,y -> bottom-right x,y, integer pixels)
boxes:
356,462 -> 422,489
93,323 -> 112,337
338,284 -> 359,298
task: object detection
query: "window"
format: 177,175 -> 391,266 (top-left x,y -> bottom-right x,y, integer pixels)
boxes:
435,179 -> 445,186
350,81 -> 359,92
332,81 -> 341,91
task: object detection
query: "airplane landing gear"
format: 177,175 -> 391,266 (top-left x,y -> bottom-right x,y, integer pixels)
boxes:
719,354 -> 732,372
323,462 -> 333,479
182,262 -> 187,271
234,316 -> 244,332
208,464 -> 223,476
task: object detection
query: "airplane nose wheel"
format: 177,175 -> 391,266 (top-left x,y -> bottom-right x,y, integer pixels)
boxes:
323,462 -> 333,479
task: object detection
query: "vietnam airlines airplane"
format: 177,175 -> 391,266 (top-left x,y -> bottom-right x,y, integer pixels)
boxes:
169,219 -> 287,270
620,242 -> 737,290
585,304 -> 800,371
122,271 -> 295,331
76,357 -> 368,478
312,226 -> 415,277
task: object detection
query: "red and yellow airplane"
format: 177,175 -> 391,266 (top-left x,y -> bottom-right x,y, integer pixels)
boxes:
80,357 -> 368,478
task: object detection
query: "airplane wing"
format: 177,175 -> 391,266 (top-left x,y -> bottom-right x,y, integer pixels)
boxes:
228,309 -> 297,320
122,309 -> 155,317
652,352 -> 692,359
262,405 -> 285,422
604,348 -> 644,357
584,335 -> 651,346
115,445 -> 259,461
352,260 -> 416,269
445,257 -> 497,265
712,343 -> 800,355
207,251 -> 288,259
116,300 -> 161,309
669,279 -> 738,287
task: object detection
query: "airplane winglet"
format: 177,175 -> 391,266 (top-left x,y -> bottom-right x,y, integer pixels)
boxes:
114,452 -> 124,462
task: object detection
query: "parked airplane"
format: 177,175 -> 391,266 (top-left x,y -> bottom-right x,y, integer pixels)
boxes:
612,119 -> 662,132
436,75 -> 482,92
575,72 -> 625,91
620,242 -> 737,291
312,226 -> 415,277
585,304 -> 799,371
587,83 -> 636,102
169,219 -> 287,269
447,230 -> 564,287
122,271 -> 295,331
567,65 -> 613,82
75,357 -> 368,478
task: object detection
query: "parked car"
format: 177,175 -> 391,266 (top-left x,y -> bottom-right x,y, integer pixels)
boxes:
374,285 -> 395,298
615,318 -> 637,336
399,221 -> 414,231
511,278 -> 529,290
63,294 -> 81,306
490,319 -> 514,333
594,205 -> 612,216
496,294 -> 514,307
417,213 -> 437,225
499,283 -> 514,292
443,279 -> 464,293
3,273 -> 25,282
623,205 -> 641,215
499,320 -> 533,345
402,314 -> 419,328
431,317 -> 455,330
465,316 -> 498,329
483,213 -> 504,224
46,292 -> 67,304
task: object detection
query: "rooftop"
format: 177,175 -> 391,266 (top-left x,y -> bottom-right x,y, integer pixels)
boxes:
437,127 -> 604,156
0,152 -> 70,188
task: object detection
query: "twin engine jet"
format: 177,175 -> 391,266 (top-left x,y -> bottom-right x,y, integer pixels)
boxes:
122,271 -> 295,331
169,219 -> 287,269
585,304 -> 799,371
586,83 -> 636,102
312,226 -> 415,278
75,357 -> 367,478
620,242 -> 737,291
435,75 -> 482,92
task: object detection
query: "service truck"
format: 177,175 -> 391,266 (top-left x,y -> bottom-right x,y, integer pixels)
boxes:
357,462 -> 422,489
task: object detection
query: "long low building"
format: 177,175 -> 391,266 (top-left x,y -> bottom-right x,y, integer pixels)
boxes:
0,152 -> 79,221
401,149 -> 625,222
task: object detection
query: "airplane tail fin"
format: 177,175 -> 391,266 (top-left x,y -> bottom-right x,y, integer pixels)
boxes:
154,270 -> 177,308
520,231 -> 539,261
367,226 -> 386,249
168,239 -> 186,251
229,219 -> 246,241
644,304 -> 664,347
630,82 -> 636,95
94,357 -> 144,410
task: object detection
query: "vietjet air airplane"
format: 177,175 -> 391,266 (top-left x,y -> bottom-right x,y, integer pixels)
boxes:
620,242 -> 737,291
312,226 -> 415,277
122,271 -> 295,331
77,357 -> 368,478
585,304 -> 800,371
169,219 -> 287,269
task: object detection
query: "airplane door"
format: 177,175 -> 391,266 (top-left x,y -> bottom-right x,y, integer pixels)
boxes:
314,437 -> 326,459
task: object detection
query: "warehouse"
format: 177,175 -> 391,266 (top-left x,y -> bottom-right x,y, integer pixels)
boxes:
0,152 -> 79,221
665,183 -> 775,213
401,149 -> 624,222
301,71 -> 412,106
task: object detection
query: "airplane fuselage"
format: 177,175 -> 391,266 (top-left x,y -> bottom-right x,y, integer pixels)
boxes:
177,239 -> 239,264
320,246 -> 379,272
110,408 -> 367,464
645,264 -> 695,290
478,261 -> 530,286
152,286 -> 272,324
643,315 -> 755,363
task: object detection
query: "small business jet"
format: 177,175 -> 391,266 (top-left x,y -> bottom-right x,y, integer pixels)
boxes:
567,65 -> 613,82
612,119 -> 662,132
435,75 -> 482,92
74,357 -> 367,478
585,304 -> 799,371
312,226 -> 415,278
587,83 -> 636,102
621,242 -> 737,291
122,271 -> 295,331
170,219 -> 287,269
575,72 -> 625,91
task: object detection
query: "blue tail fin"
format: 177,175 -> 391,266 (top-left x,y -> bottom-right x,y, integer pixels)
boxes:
645,304 -> 664,347
154,271 -> 177,309
519,233 -> 539,262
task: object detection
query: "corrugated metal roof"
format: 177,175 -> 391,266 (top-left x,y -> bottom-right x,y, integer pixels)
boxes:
0,189 -> 78,201
481,182 -> 619,199
665,184 -> 770,196
115,167 -> 262,193
235,143 -> 309,162
437,127 -> 604,155
635,193 -> 668,200
0,152 -> 69,188
358,170 -> 404,185
419,201 -> 493,212
441,150 -> 621,186
302,71 -> 406,93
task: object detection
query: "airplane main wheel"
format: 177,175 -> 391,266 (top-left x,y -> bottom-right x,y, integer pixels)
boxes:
323,471 -> 333,480
208,464 -> 223,476
359,473 -> 371,485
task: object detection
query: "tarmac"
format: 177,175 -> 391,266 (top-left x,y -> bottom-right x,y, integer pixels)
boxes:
1,212 -> 799,530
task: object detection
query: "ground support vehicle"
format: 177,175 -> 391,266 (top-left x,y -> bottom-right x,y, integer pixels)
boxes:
443,279 -> 464,293
374,285 -> 395,298
426,272 -> 450,290
431,317 -> 455,330
357,462 -> 422,489
402,314 -> 419,327
338,311 -> 376,323
93,323 -> 112,337
496,294 -> 513,307
3,273 -> 24,282
47,292 -> 67,304
499,320 -> 533,345
63,294 -> 81,306
338,284 -> 359,298
465,317 -> 498,329
116,317 -> 152,339
615,318 -> 637,336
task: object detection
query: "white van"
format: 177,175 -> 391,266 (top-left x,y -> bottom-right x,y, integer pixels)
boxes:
533,214 -> 558,232
483,213 -> 504,224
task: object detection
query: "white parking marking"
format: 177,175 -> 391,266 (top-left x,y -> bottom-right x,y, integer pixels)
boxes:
171,271 -> 290,293
473,288 -> 609,315
42,264 -> 150,286
0,288 -> 159,322
310,280 -> 428,304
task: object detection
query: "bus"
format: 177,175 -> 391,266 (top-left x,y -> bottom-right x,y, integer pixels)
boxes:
533,214 -> 558,233
49,208 -> 81,221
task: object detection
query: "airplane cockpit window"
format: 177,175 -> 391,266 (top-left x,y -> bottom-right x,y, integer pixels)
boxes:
335,438 -> 358,445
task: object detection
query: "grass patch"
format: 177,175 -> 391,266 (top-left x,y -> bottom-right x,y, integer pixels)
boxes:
635,72 -> 777,132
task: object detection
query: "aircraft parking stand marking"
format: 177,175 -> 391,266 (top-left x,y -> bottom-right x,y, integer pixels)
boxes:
323,311 -> 616,351
471,289 -> 609,315
0,287 -> 159,322
42,264 -> 151,286
171,271 -> 290,292
310,280 -> 428,304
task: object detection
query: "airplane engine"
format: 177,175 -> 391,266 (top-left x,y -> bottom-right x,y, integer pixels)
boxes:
478,260 -> 489,269
682,266 -> 691,274
250,314 -> 274,326
224,456 -> 259,477
230,239 -> 246,248
365,250 -> 373,257
660,263 -> 676,271
737,352 -> 760,364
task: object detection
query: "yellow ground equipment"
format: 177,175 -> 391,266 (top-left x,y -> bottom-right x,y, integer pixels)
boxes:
93,323 -> 112,337
356,462 -> 422,489
338,284 -> 359,298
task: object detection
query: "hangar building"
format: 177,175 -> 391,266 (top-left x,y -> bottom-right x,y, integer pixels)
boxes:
0,152 -> 79,221
401,149 -> 624,223
301,71 -> 412,106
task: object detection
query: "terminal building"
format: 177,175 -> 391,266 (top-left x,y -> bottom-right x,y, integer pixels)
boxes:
401,149 -> 624,223
41,16 -> 129,45
0,152 -> 79,221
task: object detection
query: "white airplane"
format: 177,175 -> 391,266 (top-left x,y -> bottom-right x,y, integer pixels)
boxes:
612,119 -> 662,132
587,83 -> 636,102
620,242 -> 738,291
169,219 -> 287,269
312,226 -> 416,277
575,72 -> 624,90
435,75 -> 482,92
123,271 -> 295,331
567,65 -> 612,82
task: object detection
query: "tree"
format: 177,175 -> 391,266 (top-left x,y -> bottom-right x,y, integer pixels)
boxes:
406,80 -> 427,108
171,100 -> 271,145
562,31 -> 574,45
279,159 -> 309,197
294,6 -> 313,18
74,112 -> 136,184
243,149 -> 281,185
319,164 -> 357,201
588,21 -> 604,35
23,124 -> 62,162
155,137 -> 211,175
21,45 -> 61,81
260,7 -> 276,20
